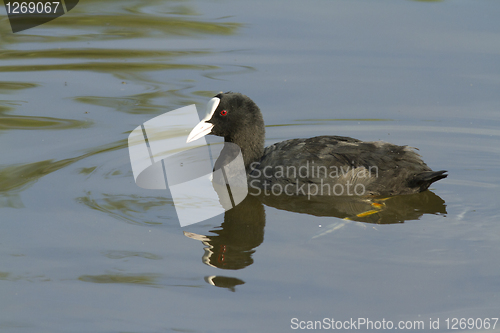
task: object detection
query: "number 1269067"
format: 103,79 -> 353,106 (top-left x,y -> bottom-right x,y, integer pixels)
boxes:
5,2 -> 60,14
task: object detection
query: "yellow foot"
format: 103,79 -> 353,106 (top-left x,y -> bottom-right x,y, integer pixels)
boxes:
356,209 -> 380,218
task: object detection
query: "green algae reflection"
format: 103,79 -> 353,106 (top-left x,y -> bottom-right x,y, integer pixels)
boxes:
79,273 -> 160,286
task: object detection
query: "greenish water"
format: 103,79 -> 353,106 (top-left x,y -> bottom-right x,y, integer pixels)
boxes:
1,0 -> 500,332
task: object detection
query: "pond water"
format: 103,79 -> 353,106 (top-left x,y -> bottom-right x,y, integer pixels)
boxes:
1,0 -> 500,332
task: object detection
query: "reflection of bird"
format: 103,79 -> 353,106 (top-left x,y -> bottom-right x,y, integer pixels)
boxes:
188,92 -> 447,196
259,190 -> 447,224
184,195 -> 265,270
184,190 -> 446,278
204,275 -> 245,292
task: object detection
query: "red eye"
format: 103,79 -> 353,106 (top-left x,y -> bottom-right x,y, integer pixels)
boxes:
220,109 -> 228,116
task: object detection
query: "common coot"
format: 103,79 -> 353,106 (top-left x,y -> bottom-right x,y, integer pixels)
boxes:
187,92 -> 447,196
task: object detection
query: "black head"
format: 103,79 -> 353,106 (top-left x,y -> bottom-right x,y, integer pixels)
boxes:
187,92 -> 266,167
211,92 -> 264,140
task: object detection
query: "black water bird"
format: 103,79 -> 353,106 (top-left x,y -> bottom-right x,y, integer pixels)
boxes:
187,92 -> 447,196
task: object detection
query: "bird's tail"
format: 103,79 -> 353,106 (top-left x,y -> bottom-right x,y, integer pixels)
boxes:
410,170 -> 447,192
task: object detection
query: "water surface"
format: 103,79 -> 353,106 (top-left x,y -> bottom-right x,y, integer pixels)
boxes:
1,0 -> 500,332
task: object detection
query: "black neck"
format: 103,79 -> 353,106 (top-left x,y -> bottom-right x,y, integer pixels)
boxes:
225,126 -> 265,170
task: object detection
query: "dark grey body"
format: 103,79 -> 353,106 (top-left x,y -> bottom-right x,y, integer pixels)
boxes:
248,135 -> 446,196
